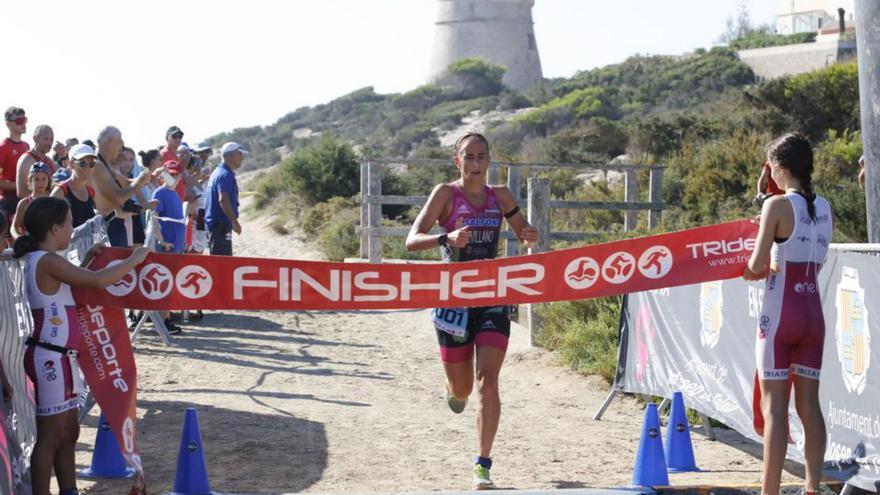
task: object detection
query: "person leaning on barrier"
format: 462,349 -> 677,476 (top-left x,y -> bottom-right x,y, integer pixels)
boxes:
205,142 -> 245,256
51,144 -> 98,229
91,126 -> 152,247
0,106 -> 30,216
16,124 -> 57,199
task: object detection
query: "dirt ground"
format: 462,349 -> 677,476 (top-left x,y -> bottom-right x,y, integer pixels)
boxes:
74,198 -> 802,494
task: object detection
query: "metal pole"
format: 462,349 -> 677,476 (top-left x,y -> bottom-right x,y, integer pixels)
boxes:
360,161 -> 369,259
526,178 -> 550,346
624,169 -> 638,232
648,167 -> 663,230
367,162 -> 383,263
856,0 -> 880,242
506,166 -> 522,257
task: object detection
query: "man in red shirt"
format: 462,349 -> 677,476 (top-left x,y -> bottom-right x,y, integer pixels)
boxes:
161,126 -> 188,200
16,124 -> 56,198
0,107 -> 30,216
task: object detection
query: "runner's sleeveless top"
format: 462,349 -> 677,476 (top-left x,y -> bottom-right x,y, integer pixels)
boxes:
757,192 -> 833,379
441,184 -> 503,262
25,251 -> 82,348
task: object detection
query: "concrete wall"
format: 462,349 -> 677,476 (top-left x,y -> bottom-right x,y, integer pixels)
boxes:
428,0 -> 543,92
736,39 -> 857,80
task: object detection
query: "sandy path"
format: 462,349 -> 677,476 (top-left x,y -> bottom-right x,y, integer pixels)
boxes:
74,197 -> 801,494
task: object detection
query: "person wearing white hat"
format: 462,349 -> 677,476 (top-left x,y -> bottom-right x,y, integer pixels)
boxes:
50,144 -> 98,228
204,142 -> 246,255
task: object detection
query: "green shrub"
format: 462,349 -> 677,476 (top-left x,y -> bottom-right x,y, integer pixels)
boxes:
279,136 -> 360,205
316,207 -> 360,261
729,31 -> 816,50
301,197 -> 357,238
437,58 -> 506,99
536,297 -> 622,384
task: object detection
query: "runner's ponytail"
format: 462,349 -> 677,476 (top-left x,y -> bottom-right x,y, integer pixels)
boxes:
12,234 -> 39,258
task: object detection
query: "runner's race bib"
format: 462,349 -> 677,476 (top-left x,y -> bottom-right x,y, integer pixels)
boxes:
431,307 -> 468,337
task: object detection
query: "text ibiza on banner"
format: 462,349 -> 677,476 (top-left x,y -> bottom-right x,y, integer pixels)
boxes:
73,220 -> 759,310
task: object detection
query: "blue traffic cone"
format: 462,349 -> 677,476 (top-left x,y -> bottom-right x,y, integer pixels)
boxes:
170,408 -> 213,495
78,413 -> 135,479
665,391 -> 698,472
632,402 -> 669,487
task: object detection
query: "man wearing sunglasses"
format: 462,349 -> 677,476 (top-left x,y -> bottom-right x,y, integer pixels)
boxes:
0,107 -> 30,216
16,124 -> 57,200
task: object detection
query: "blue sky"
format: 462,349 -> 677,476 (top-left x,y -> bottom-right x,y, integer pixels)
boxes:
0,0 -> 776,153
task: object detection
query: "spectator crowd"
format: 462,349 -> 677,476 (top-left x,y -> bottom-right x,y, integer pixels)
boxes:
0,105 -> 246,335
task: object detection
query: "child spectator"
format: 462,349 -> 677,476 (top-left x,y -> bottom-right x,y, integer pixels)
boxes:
151,160 -> 186,334
12,162 -> 51,238
13,196 -> 148,495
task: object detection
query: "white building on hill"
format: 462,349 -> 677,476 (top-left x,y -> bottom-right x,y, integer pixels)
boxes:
776,0 -> 855,35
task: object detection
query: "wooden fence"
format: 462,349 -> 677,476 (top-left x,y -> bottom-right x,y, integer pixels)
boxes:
359,158 -> 665,262
357,158 -> 665,344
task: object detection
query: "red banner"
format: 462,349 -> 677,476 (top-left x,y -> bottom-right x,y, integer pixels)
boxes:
73,220 -> 758,310
76,253 -> 145,493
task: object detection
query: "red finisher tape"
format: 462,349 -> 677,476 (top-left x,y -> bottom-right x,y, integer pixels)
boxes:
72,220 -> 759,311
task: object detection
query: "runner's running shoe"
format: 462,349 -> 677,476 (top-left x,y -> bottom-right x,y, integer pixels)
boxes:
473,464 -> 494,490
446,387 -> 467,414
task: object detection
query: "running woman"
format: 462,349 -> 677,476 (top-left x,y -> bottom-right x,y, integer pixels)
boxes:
11,162 -> 51,238
406,131 -> 538,489
743,132 -> 832,495
13,197 -> 149,495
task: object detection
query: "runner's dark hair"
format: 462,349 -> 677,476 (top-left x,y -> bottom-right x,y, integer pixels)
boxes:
13,197 -> 70,258
768,132 -> 816,220
454,131 -> 490,156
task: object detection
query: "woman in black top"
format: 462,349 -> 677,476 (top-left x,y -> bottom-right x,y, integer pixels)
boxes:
50,145 -> 97,228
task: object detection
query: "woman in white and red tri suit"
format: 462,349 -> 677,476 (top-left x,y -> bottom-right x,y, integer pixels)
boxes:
14,197 -> 148,495
744,132 -> 833,495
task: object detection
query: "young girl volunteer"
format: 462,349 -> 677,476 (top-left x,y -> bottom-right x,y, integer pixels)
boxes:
743,132 -> 832,495
13,197 -> 148,495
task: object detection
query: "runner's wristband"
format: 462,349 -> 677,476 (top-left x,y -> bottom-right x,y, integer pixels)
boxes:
504,206 -> 520,219
438,234 -> 448,247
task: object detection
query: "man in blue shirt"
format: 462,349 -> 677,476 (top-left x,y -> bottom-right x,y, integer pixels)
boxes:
205,142 -> 246,255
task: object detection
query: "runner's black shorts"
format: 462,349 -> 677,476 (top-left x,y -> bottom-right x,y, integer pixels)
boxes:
435,306 -> 510,363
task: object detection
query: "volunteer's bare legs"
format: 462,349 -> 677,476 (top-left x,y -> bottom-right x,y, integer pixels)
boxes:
32,409 -> 79,495
759,378 -> 791,495
794,375 -> 826,492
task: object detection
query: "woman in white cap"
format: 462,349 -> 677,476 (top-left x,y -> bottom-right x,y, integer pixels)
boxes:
50,144 -> 98,229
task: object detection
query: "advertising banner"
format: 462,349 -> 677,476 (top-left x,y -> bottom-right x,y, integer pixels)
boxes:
73,220 -> 758,311
620,250 -> 880,491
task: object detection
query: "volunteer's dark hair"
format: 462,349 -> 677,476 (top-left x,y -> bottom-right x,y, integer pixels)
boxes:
768,132 -> 816,220
12,197 -> 70,258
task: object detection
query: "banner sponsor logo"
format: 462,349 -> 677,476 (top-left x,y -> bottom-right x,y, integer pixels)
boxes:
699,281 -> 723,348
686,237 -> 755,258
564,257 -> 600,289
602,252 -> 636,284
176,265 -> 213,299
835,267 -> 871,395
106,260 -> 137,297
637,246 -> 673,279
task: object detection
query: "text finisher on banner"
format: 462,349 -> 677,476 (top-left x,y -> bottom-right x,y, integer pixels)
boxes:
72,220 -> 759,311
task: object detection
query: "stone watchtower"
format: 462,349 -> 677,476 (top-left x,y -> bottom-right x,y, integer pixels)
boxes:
428,0 -> 543,92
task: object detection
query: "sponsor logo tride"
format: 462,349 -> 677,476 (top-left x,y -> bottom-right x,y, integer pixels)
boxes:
686,238 -> 755,258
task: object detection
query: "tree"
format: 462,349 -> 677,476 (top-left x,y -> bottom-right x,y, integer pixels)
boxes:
280,136 -> 360,205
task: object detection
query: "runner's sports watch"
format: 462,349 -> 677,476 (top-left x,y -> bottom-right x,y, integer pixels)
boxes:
438,234 -> 448,247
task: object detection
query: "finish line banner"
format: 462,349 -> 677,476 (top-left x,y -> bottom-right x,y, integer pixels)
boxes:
72,220 -> 758,310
